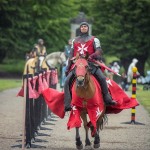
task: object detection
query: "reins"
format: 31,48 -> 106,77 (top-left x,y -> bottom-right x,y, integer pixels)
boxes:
83,71 -> 90,89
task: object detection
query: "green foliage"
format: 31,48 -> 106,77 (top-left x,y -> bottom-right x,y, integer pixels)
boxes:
0,59 -> 25,74
0,0 -> 150,76
0,0 -> 80,61
88,0 -> 150,76
91,0 -> 150,58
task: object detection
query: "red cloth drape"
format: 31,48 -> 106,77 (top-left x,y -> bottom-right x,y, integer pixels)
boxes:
51,69 -> 58,85
42,88 -> 65,118
105,78 -> 139,114
17,85 -> 24,97
41,77 -> 139,134
28,77 -> 39,99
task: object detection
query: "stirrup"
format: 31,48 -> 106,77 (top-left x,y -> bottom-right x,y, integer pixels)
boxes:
103,94 -> 117,106
105,100 -> 117,106
65,105 -> 72,112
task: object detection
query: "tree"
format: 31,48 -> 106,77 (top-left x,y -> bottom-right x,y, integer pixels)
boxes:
0,0 -> 80,62
90,0 -> 150,76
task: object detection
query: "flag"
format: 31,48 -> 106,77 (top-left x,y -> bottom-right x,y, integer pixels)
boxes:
46,70 -> 51,87
17,85 -> 24,97
28,77 -> 39,99
51,69 -> 58,85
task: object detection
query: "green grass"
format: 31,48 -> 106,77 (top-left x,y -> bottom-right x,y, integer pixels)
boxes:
0,79 -> 22,92
136,84 -> 150,114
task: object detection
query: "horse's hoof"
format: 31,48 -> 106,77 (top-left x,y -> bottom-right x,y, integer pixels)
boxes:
34,131 -> 38,136
37,125 -> 40,130
76,143 -> 83,150
26,143 -> 31,149
85,145 -> 93,149
94,143 -> 100,149
31,138 -> 35,143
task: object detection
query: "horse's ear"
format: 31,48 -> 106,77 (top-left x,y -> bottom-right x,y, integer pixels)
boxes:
73,66 -> 77,76
86,65 -> 90,72
85,53 -> 89,60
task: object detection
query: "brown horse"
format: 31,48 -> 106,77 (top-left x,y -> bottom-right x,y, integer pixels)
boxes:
69,58 -> 106,149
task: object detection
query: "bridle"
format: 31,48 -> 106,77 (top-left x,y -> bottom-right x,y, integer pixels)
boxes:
75,58 -> 90,88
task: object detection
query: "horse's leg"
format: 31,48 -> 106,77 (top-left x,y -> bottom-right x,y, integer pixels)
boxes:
75,127 -> 83,150
93,116 -> 103,149
93,129 -> 100,148
80,111 -> 91,147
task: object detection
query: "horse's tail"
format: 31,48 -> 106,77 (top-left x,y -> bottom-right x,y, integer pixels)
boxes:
99,114 -> 108,130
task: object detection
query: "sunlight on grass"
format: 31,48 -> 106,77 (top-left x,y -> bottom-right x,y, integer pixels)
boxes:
0,79 -> 22,91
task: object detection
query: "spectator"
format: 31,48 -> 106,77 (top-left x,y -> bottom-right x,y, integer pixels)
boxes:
126,58 -> 139,90
111,62 -> 120,83
121,72 -> 128,91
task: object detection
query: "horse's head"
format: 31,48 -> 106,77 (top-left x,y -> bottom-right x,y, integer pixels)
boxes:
45,52 -> 66,68
75,58 -> 89,87
38,55 -> 45,68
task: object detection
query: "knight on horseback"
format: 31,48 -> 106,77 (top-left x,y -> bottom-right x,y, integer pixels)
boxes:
64,22 -> 117,111
34,39 -> 47,57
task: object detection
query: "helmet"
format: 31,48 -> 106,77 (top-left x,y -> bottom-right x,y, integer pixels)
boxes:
79,22 -> 89,28
79,22 -> 89,35
38,39 -> 44,44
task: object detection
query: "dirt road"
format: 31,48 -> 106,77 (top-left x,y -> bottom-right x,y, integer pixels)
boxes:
0,87 -> 150,150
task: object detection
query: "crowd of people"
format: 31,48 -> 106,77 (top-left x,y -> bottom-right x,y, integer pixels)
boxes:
106,58 -> 140,91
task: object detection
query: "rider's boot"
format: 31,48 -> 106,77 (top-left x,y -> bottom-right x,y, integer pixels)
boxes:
64,71 -> 75,111
95,69 -> 117,106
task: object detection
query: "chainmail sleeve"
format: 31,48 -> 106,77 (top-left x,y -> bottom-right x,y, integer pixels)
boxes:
93,38 -> 102,52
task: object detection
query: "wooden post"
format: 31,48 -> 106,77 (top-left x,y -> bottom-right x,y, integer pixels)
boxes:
22,76 -> 27,150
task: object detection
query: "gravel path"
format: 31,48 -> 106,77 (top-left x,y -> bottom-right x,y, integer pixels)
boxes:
0,87 -> 150,150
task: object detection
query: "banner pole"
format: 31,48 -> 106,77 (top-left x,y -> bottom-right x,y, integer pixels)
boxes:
22,75 -> 27,150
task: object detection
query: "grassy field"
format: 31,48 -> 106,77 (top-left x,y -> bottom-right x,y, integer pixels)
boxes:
136,84 -> 150,114
0,79 -> 22,92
